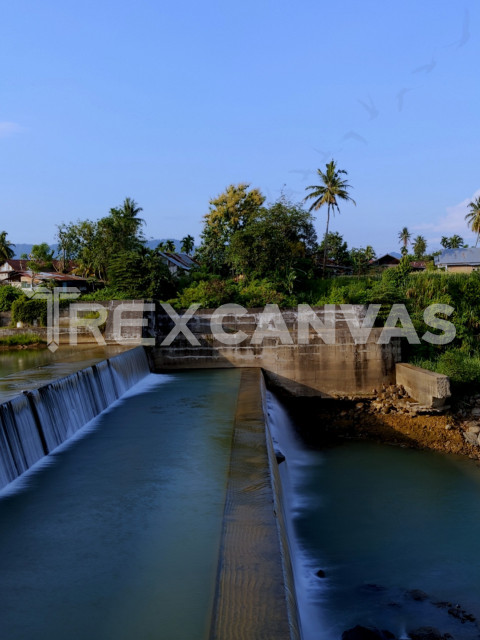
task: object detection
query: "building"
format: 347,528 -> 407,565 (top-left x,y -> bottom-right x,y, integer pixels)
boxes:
434,248 -> 480,273
159,252 -> 199,275
0,259 -> 89,291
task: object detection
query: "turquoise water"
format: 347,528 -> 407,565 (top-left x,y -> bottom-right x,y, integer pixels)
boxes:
267,392 -> 480,640
0,369 -> 240,640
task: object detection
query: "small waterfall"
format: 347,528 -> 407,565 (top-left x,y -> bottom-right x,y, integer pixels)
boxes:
0,346 -> 151,491
108,346 -> 150,395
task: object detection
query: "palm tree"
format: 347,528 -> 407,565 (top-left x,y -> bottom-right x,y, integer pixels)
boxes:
181,235 -> 195,255
413,235 -> 427,258
449,234 -> 464,249
465,196 -> 480,246
440,236 -> 450,249
164,240 -> 176,252
0,231 -> 15,262
304,160 -> 356,272
398,227 -> 411,254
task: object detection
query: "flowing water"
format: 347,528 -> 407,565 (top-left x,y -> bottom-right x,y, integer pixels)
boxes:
0,368 -> 240,640
0,345 -> 131,403
267,391 -> 480,640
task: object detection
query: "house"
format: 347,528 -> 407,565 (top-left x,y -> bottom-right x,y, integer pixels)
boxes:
369,253 -> 401,269
410,260 -> 427,271
0,270 -> 90,291
159,252 -> 199,275
0,259 -> 89,291
434,248 -> 480,273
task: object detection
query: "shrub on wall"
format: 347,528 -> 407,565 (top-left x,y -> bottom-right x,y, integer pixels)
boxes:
11,297 -> 48,326
0,285 -> 22,311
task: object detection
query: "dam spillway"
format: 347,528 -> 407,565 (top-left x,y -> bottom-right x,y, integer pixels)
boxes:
0,347 -> 151,489
0,361 -> 243,640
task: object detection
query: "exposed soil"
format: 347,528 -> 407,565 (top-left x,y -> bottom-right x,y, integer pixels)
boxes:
274,392 -> 480,461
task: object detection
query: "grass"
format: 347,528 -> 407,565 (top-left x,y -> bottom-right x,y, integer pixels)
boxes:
0,333 -> 46,347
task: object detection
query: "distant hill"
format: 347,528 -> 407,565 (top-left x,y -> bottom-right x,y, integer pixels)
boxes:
12,239 -> 183,258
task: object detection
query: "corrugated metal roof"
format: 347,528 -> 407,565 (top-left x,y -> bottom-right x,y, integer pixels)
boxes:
159,252 -> 199,270
435,248 -> 480,266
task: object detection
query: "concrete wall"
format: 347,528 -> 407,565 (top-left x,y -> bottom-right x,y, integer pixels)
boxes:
396,362 -> 451,408
153,307 -> 402,397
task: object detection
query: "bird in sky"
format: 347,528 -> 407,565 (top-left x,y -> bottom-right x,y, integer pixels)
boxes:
445,9 -> 470,48
341,130 -> 368,145
411,57 -> 436,74
396,87 -> 414,112
358,95 -> 379,120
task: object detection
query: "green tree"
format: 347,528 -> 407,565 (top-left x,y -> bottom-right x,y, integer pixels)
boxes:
227,198 -> 317,284
181,235 -> 195,254
0,231 -> 15,261
413,235 -> 427,258
108,248 -> 176,299
440,235 -> 466,249
304,160 -> 356,272
398,227 -> 411,255
465,196 -> 480,246
349,247 -> 371,274
198,183 -> 265,274
318,231 -> 350,265
163,240 -> 176,252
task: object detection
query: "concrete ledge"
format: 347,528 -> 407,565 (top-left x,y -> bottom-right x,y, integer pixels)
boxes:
396,362 -> 451,408
210,368 -> 294,640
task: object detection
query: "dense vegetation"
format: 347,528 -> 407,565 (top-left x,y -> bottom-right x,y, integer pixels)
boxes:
1,174 -> 480,382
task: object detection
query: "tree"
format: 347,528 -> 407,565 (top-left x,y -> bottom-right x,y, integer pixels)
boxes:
465,196 -> 480,246
29,243 -> 55,269
440,235 -> 466,249
318,232 -> 350,265
0,231 -> 15,261
198,183 -> 265,274
398,227 -> 411,255
108,248 -> 176,300
304,160 -> 356,272
163,240 -> 176,252
349,247 -> 371,274
413,235 -> 427,258
227,198 -> 317,283
181,235 -> 195,255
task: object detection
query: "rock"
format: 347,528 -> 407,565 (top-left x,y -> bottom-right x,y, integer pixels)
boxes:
359,583 -> 387,593
408,627 -> 452,640
342,625 -> 396,640
466,426 -> 480,434
315,569 -> 326,578
463,431 -> 478,446
445,424 -> 453,430
355,402 -> 364,410
406,588 -> 429,601
471,408 -> 480,417
275,452 -> 285,464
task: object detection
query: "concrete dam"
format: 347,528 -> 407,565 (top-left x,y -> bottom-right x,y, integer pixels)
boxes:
0,304 -> 453,639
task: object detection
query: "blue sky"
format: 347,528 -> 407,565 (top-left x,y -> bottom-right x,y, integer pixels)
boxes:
0,0 -> 479,255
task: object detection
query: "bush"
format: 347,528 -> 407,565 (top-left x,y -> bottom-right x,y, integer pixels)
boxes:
413,348 -> 480,384
0,285 -> 22,311
11,297 -> 48,326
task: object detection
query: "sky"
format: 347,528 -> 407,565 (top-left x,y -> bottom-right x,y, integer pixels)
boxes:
0,0 -> 479,256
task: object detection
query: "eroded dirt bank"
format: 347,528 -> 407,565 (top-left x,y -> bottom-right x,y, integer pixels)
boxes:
272,384 -> 480,461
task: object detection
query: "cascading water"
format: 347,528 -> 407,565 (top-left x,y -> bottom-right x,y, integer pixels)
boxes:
0,346 -> 151,491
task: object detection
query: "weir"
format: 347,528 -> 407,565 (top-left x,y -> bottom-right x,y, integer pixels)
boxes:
0,346 -> 150,490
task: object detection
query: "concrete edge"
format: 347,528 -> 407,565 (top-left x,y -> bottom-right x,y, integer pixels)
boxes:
209,368 -> 299,640
260,372 -> 302,640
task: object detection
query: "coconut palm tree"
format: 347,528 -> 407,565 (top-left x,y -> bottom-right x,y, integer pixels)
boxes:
0,231 -> 15,262
181,235 -> 195,255
304,160 -> 356,272
398,227 -> 411,255
413,235 -> 427,258
449,234 -> 465,249
465,196 -> 480,246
